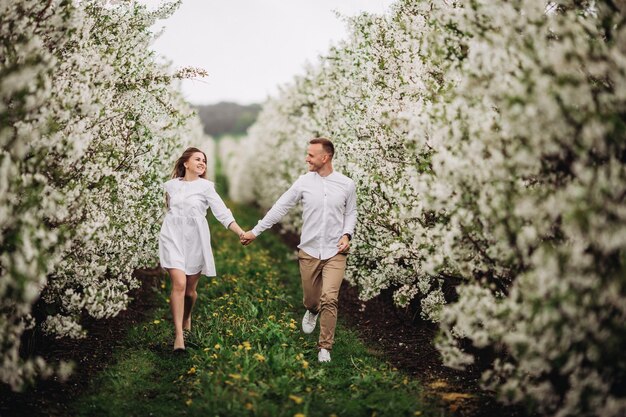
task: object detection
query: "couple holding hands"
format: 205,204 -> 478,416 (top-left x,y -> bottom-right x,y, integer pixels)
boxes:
158,138 -> 357,363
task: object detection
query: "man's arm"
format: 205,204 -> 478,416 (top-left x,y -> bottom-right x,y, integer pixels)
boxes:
343,181 -> 357,236
240,180 -> 301,246
338,181 -> 357,253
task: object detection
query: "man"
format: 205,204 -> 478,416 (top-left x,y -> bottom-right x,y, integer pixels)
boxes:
241,138 -> 357,363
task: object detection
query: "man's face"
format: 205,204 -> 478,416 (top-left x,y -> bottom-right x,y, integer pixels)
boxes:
305,144 -> 328,172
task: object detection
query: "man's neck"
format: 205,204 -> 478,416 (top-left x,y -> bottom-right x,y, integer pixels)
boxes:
316,164 -> 333,177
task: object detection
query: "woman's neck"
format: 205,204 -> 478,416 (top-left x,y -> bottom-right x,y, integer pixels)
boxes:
183,173 -> 200,181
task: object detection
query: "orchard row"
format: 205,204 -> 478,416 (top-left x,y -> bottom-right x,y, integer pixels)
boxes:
221,1 -> 626,416
0,0 -> 211,390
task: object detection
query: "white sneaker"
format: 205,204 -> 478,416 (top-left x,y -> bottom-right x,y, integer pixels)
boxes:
318,348 -> 331,362
301,310 -> 319,334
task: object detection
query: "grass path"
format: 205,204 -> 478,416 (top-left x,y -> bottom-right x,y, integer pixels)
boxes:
73,201 -> 447,417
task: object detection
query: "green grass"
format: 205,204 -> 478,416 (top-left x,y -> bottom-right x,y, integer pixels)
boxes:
73,201 -> 446,417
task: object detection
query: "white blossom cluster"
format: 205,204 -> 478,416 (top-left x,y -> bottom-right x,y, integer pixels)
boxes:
223,0 -> 626,415
1,0 -> 204,390
219,135 -> 256,203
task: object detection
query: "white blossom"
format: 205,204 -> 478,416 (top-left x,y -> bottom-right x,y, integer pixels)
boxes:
1,0 -> 205,391
222,0 -> 626,414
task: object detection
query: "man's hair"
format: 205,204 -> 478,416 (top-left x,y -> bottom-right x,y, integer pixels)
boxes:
309,137 -> 335,157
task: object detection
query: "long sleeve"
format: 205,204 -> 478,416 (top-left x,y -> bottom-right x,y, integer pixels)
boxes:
342,180 -> 357,237
206,184 -> 235,229
251,180 -> 301,237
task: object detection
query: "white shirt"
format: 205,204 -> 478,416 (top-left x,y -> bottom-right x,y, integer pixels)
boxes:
252,171 -> 357,260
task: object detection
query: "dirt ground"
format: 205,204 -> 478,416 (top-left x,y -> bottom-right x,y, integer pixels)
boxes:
0,262 -> 532,417
0,268 -> 163,417
338,281 -> 530,416
279,228 -> 531,416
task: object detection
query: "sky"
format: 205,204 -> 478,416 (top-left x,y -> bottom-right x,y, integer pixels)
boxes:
139,0 -> 396,105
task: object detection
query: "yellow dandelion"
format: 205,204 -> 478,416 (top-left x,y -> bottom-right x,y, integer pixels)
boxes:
185,398 -> 193,406
229,373 -> 242,380
214,344 -> 221,350
153,319 -> 160,324
160,283 -> 166,289
253,353 -> 266,362
414,412 -> 423,416
289,394 -> 303,404
301,360 -> 309,369
294,413 -> 306,417
212,312 -> 218,317
289,322 -> 297,330
245,402 -> 254,410
243,341 -> 252,351
203,348 -> 210,352
187,367 -> 196,375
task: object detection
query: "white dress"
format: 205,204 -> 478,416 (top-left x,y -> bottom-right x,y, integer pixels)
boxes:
159,177 -> 235,276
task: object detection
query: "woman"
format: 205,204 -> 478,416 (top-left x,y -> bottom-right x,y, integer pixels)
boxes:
159,147 -> 245,352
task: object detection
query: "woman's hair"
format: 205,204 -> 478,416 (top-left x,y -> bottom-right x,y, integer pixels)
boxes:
171,147 -> 208,179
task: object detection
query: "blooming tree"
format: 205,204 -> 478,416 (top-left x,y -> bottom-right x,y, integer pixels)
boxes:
0,0 -> 205,390
219,135 -> 255,203
429,2 -> 626,416
224,0 -> 626,414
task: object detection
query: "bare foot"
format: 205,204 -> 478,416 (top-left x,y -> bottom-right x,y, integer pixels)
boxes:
173,335 -> 185,351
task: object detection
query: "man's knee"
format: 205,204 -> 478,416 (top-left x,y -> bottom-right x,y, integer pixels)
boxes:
320,292 -> 339,310
303,296 -> 319,312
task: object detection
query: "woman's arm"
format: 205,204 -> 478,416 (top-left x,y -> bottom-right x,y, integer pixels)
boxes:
227,221 -> 245,238
205,183 -> 239,231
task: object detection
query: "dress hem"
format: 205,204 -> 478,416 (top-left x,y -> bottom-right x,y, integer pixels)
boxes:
160,265 -> 210,276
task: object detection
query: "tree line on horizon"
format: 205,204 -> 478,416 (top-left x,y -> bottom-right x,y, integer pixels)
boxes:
194,102 -> 261,138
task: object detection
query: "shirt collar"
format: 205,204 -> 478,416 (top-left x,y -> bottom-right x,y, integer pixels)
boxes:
315,170 -> 335,179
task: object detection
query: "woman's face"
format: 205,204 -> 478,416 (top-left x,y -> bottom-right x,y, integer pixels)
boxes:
185,152 -> 207,176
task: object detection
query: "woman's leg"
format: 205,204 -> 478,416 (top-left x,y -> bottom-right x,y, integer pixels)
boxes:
168,268 -> 187,350
183,273 -> 201,331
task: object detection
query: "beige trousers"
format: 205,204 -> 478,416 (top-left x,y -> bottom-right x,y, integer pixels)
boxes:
298,249 -> 347,351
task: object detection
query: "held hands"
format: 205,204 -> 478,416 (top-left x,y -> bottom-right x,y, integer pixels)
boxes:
240,231 -> 256,246
239,230 -> 348,250
228,221 -> 255,246
337,234 -> 350,253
